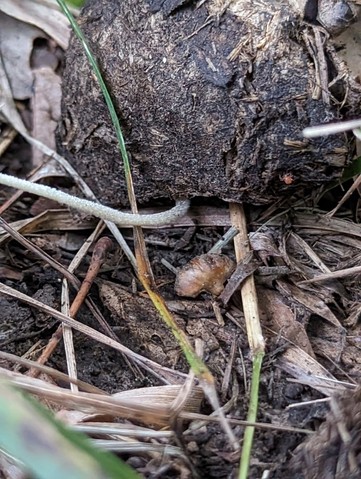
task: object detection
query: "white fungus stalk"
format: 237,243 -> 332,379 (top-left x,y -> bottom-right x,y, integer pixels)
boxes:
0,173 -> 190,227
303,119 -> 361,138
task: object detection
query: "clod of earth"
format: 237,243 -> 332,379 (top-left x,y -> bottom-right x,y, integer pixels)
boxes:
58,0 -> 356,207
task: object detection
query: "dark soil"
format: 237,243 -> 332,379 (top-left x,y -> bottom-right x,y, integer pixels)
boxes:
2,203 -> 360,478
58,0 -> 356,207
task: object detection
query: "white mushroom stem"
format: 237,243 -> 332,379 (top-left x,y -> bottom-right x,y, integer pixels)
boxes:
303,119 -> 361,137
0,173 -> 190,227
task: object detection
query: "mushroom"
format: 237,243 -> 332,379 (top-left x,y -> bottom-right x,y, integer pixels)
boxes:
175,254 -> 236,298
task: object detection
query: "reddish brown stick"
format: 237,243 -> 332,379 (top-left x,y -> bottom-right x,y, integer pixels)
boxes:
28,237 -> 113,377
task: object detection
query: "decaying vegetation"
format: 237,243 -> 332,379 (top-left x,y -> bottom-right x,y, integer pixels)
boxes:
0,0 -> 361,478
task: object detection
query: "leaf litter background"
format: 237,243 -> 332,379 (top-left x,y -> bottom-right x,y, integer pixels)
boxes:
0,0 -> 361,478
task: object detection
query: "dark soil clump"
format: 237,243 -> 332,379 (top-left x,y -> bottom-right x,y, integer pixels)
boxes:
58,0 -> 353,207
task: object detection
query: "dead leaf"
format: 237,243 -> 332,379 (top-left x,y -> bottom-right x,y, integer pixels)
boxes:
249,230 -> 281,263
258,287 -> 315,357
57,385 -> 203,427
278,346 -> 344,396
335,17 -> 361,81
98,280 -> 184,369
0,210 -> 97,245
219,253 -> 260,304
0,0 -> 70,50
31,67 -> 61,166
0,48 -> 28,134
307,317 -> 346,363
277,280 -> 343,329
0,13 -> 46,100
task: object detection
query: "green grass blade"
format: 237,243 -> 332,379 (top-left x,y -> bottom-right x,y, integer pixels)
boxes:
238,351 -> 264,479
56,0 -> 132,183
65,0 -> 85,6
54,1 -> 237,447
55,0 -> 215,387
0,378 -> 141,479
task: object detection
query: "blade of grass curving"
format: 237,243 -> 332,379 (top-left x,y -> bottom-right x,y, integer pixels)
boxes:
135,234 -> 240,450
0,378 -> 141,479
56,0 -> 135,206
56,0 -> 237,447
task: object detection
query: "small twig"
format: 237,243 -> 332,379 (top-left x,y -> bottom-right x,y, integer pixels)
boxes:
326,174 -> 361,218
0,125 -> 17,156
230,205 -> 264,355
61,279 -> 77,391
298,265 -> 361,284
161,258 -> 178,275
221,338 -> 237,400
0,351 -> 106,395
219,252 -> 260,305
29,237 -> 114,378
290,232 -> 331,273
209,226 -> 239,253
0,216 -> 116,339
0,282 -> 186,384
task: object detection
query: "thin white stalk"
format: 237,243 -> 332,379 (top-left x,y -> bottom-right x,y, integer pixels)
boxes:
0,173 -> 189,227
303,119 -> 361,138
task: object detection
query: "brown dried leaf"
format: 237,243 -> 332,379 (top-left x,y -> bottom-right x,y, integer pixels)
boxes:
113,385 -> 203,415
278,346 -> 343,396
249,231 -> 281,263
0,0 -> 70,50
294,213 -> 361,240
0,210 -> 97,245
0,368 -> 187,427
219,253 -> 260,305
57,385 -> 203,427
0,13 -> 47,100
277,280 -> 343,329
258,287 -> 314,357
98,281 -> 185,369
31,67 -> 61,166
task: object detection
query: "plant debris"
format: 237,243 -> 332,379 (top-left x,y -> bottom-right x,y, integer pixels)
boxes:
1,0 -> 361,478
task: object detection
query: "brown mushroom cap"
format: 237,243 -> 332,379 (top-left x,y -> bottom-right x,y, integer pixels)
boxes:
175,254 -> 236,298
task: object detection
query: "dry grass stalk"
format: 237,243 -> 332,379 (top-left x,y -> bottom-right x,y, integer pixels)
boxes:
229,203 -> 265,478
298,265 -> 361,284
0,367 -> 203,428
229,204 -> 264,355
0,350 -> 105,394
0,216 -> 117,339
